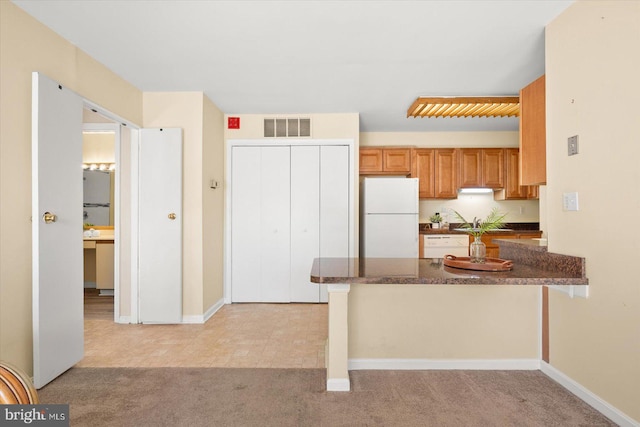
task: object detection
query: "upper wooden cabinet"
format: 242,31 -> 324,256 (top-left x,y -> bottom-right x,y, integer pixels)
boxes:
495,148 -> 538,200
458,148 -> 504,188
359,147 -> 411,175
520,75 -> 546,185
411,148 -> 457,199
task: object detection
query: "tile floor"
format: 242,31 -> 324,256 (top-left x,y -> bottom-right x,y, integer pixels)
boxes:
79,290 -> 327,369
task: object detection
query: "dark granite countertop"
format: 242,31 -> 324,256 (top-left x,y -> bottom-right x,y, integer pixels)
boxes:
311,238 -> 587,286
420,223 -> 541,235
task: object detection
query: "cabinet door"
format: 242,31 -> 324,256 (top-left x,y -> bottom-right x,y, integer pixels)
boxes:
503,148 -> 526,199
260,147 -> 291,302
359,148 -> 382,172
95,242 -> 114,290
482,148 -> 504,188
435,149 -> 458,198
320,145 -> 350,302
520,75 -> 546,185
291,146 -> 320,302
527,185 -> 539,200
458,149 -> 482,188
382,148 -> 411,174
412,149 -> 435,198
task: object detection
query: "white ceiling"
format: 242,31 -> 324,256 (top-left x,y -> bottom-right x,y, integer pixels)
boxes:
13,0 -> 573,132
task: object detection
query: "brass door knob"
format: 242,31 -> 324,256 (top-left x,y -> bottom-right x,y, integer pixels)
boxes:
168,213 -> 177,220
42,212 -> 57,224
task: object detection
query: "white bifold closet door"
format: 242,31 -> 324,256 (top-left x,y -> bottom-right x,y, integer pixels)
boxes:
232,144 -> 349,303
231,146 -> 290,302
290,146 -> 320,302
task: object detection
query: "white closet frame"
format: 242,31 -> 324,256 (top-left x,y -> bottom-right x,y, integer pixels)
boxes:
224,138 -> 356,304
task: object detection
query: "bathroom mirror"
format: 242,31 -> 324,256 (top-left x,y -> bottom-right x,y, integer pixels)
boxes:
83,170 -> 113,226
82,128 -> 115,226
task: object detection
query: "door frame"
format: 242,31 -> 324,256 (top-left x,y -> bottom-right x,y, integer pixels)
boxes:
224,138 -> 356,304
82,122 -> 121,322
82,100 -> 141,324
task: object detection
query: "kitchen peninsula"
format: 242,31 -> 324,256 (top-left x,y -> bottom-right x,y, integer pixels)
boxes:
311,239 -> 587,391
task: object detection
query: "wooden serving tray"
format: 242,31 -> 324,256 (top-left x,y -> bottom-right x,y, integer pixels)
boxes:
443,255 -> 513,271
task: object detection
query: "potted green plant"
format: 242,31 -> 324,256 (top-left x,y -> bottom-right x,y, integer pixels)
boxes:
453,208 -> 507,263
429,212 -> 443,229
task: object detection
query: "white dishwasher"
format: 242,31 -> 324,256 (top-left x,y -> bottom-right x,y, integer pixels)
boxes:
423,234 -> 469,258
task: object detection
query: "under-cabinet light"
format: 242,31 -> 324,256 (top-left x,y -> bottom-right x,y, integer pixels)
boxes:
458,188 -> 493,194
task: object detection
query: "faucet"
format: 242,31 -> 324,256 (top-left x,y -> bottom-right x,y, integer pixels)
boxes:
473,217 -> 480,228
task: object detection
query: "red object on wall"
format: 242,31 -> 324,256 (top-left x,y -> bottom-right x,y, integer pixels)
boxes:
228,117 -> 240,129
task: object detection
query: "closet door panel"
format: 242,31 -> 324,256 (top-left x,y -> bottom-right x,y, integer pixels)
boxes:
291,146 -> 320,302
231,147 -> 262,302
319,145 -> 350,302
260,147 -> 291,302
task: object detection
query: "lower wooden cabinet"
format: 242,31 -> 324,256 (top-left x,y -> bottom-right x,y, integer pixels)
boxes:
96,241 -> 114,290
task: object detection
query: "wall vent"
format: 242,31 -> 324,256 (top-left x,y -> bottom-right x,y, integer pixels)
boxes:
264,118 -> 311,138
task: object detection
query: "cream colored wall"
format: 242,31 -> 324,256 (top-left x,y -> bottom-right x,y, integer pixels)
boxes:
0,2 -> 142,374
546,1 -> 640,421
202,97 -> 225,310
223,113 -> 360,141
349,285 -> 538,359
360,131 -> 519,148
143,92 -> 205,317
82,133 -> 115,163
118,126 -> 132,318
420,195 -> 540,225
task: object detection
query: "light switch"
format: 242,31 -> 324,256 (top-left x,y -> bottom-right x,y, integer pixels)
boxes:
568,135 -> 579,156
562,192 -> 579,211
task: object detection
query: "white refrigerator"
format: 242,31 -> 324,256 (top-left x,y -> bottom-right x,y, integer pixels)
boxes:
360,177 -> 419,258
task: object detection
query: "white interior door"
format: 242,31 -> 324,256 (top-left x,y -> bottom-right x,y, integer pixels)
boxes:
291,146 -> 320,302
260,147 -> 291,302
319,145 -> 350,302
32,72 -> 84,388
139,128 -> 182,323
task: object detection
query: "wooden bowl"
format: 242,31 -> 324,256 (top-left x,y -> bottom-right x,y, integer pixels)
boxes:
0,362 -> 39,404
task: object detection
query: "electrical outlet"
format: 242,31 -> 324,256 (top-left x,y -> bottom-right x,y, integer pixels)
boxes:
562,192 -> 579,211
568,135 -> 579,156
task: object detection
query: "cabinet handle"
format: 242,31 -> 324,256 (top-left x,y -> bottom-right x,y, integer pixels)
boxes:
168,213 -> 177,220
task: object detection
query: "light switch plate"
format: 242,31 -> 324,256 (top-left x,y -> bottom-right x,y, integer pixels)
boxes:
568,135 -> 579,156
562,192 -> 579,211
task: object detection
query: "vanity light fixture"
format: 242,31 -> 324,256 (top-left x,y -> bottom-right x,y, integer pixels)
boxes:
83,162 -> 115,171
407,96 -> 519,119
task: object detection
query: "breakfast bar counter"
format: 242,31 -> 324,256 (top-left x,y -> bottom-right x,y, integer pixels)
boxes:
310,257 -> 586,286
313,239 -> 587,392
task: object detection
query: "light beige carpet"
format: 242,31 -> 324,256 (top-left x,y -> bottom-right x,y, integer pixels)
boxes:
38,368 -> 615,426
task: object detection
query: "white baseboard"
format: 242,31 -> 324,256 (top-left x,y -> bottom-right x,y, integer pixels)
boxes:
203,298 -> 225,322
117,316 -> 130,324
348,358 -> 541,371
541,362 -> 639,427
181,298 -> 225,324
327,378 -> 350,392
